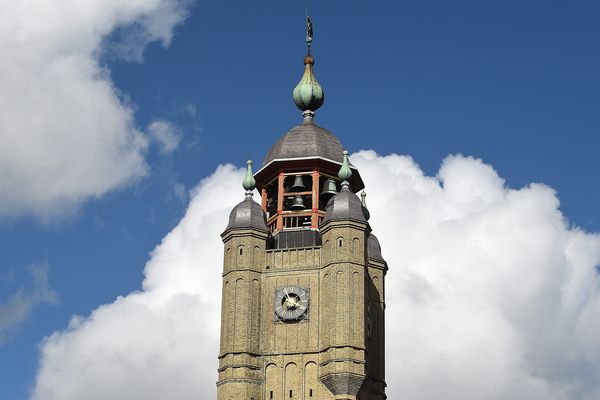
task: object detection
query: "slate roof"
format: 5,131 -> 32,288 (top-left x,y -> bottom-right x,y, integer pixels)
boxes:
322,183 -> 368,225
224,195 -> 267,232
262,122 -> 345,167
367,234 -> 385,262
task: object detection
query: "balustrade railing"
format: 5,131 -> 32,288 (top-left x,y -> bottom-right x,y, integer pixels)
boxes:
267,211 -> 326,233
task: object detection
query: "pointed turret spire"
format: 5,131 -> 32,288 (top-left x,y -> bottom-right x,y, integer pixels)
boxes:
361,190 -> 371,221
293,15 -> 324,121
242,159 -> 256,196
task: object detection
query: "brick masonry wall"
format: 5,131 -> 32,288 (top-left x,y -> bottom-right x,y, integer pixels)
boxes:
218,221 -> 385,400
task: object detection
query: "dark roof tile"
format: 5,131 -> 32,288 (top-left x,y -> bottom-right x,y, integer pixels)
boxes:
224,196 -> 267,232
263,122 -> 344,167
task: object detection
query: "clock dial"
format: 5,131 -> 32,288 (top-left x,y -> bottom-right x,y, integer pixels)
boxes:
275,286 -> 309,322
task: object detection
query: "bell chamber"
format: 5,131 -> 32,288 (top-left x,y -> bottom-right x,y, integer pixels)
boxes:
259,170 -> 349,235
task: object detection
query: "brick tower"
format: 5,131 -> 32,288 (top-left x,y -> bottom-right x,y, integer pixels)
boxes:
217,17 -> 387,400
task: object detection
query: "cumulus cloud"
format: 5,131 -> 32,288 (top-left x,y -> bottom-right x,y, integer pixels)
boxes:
0,264 -> 57,344
32,153 -> 600,399
33,164 -> 242,400
355,151 -> 600,399
0,0 -> 192,220
147,120 -> 183,154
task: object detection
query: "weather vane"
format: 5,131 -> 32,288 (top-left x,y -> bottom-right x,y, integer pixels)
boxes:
306,14 -> 313,54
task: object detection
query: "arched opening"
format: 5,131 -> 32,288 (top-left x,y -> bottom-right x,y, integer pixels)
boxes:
284,363 -> 299,399
304,362 -> 318,399
265,363 -> 281,400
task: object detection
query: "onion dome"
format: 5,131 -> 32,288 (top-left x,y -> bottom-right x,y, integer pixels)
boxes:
223,160 -> 267,233
293,54 -> 324,119
367,234 -> 386,262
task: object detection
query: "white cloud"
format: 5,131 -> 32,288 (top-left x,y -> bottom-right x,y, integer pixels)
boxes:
32,153 -> 600,399
0,264 -> 57,344
354,151 -> 600,400
0,0 -> 192,220
147,120 -> 182,154
32,164 -> 242,400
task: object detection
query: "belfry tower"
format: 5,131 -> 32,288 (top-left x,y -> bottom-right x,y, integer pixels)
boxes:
217,17 -> 387,400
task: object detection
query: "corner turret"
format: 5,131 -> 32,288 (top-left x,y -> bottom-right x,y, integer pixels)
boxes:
218,159 -> 268,400
223,160 -> 267,233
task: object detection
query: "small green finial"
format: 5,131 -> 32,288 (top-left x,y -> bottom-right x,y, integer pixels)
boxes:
242,159 -> 256,192
338,150 -> 352,182
361,190 -> 371,220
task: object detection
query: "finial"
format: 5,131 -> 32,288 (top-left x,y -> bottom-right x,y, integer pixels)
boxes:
293,15 -> 324,120
242,159 -> 256,195
361,190 -> 371,220
338,150 -> 352,183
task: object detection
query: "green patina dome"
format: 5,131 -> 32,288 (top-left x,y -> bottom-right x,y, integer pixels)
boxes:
293,55 -> 324,115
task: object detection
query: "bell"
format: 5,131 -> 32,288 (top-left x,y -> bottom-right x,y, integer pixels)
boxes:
320,178 -> 338,199
291,175 -> 306,192
290,195 -> 305,210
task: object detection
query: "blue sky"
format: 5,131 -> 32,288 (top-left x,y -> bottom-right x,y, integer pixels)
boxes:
1,1 -> 599,399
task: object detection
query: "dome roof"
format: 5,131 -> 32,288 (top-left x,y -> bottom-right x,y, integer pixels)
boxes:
321,183 -> 368,225
262,122 -> 344,167
224,195 -> 267,232
367,234 -> 385,262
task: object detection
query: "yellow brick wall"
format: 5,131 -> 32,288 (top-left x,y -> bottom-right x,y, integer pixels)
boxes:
218,221 -> 385,400
218,230 -> 267,399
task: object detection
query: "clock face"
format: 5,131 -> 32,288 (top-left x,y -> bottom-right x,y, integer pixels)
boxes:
274,286 -> 309,322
